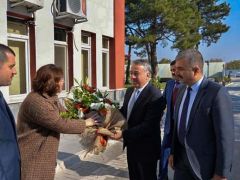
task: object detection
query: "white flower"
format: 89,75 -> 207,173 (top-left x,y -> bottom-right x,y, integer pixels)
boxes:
104,103 -> 112,108
90,102 -> 104,110
78,110 -> 85,118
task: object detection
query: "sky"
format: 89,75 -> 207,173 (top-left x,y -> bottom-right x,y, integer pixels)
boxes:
130,0 -> 240,62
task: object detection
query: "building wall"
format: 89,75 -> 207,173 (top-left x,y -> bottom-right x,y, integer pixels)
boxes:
0,0 -> 125,119
0,0 -> 125,102
35,0 -> 55,68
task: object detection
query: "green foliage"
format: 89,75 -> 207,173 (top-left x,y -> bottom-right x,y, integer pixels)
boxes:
151,77 -> 164,90
125,0 -> 203,76
197,1 -> 230,46
158,58 -> 171,64
226,60 -> 240,70
125,0 -> 230,77
208,58 -> 224,62
223,76 -> 231,83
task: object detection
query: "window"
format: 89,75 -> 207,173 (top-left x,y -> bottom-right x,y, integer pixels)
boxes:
81,33 -> 91,84
7,19 -> 30,99
54,28 -> 68,91
102,52 -> 108,87
102,37 -> 109,88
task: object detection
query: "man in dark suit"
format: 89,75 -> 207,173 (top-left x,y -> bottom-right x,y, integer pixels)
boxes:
169,49 -> 234,180
0,44 -> 20,180
111,59 -> 166,180
158,60 -> 180,180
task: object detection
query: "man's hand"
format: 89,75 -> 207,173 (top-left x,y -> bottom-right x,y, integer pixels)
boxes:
212,174 -> 227,180
110,130 -> 122,140
168,155 -> 174,170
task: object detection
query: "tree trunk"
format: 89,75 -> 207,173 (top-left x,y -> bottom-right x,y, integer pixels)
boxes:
150,43 -> 158,78
125,45 -> 132,84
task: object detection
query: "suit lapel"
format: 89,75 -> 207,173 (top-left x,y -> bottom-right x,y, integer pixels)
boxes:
128,83 -> 151,120
167,80 -> 175,103
186,78 -> 208,132
0,97 -> 18,140
174,85 -> 186,126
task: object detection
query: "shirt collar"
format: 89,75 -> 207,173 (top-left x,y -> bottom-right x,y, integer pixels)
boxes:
188,76 -> 204,92
135,81 -> 149,93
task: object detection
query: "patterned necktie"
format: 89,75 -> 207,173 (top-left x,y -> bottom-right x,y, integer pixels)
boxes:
127,89 -> 140,120
178,87 -> 192,145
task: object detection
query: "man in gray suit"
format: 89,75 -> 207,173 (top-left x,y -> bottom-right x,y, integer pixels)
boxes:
0,43 -> 20,180
169,49 -> 234,180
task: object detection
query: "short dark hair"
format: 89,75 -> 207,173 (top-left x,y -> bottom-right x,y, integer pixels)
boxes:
0,44 -> 15,66
170,60 -> 176,66
175,49 -> 204,70
32,64 -> 63,96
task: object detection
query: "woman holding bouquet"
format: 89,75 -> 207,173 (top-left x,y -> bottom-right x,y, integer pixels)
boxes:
17,64 -> 99,180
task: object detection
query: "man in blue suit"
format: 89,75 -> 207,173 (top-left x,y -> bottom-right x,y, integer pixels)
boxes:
169,49 -> 234,180
0,44 -> 20,180
158,60 -> 180,180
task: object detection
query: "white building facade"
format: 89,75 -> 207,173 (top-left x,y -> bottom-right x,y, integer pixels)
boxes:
0,0 -> 125,108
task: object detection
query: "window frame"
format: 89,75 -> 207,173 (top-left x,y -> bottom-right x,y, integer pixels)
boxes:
81,33 -> 92,85
8,31 -> 30,103
54,40 -> 69,93
101,37 -> 109,89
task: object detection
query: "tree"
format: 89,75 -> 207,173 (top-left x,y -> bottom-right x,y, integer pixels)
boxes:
226,60 -> 240,70
208,58 -> 224,62
125,0 -> 201,77
125,27 -> 136,84
158,58 -> 171,64
196,0 -> 230,47
125,0 -> 230,77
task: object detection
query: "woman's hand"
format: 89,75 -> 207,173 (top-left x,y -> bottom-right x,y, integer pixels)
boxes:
85,112 -> 103,127
110,130 -> 122,140
85,118 -> 96,127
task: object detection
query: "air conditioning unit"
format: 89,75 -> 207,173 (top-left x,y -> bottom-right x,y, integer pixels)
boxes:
9,0 -> 44,11
56,0 -> 87,21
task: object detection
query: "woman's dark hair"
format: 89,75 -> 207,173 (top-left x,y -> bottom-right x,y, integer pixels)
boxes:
32,64 -> 63,96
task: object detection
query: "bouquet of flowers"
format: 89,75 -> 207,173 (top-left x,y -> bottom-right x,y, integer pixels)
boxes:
60,79 -> 126,155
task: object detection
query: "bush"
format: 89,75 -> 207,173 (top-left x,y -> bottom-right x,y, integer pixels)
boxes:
151,77 -> 165,90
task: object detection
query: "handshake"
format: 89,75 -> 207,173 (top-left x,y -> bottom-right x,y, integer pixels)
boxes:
85,110 -> 123,140
80,107 -> 126,155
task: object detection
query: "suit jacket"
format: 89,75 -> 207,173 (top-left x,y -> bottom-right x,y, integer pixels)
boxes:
162,80 -> 175,138
172,78 -> 234,180
17,92 -> 87,180
0,93 -> 20,180
120,83 -> 166,162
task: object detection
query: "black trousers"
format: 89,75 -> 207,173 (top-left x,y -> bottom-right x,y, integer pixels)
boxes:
127,155 -> 158,180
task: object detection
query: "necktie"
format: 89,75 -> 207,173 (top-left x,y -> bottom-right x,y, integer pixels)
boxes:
178,87 -> 192,145
172,82 -> 180,106
127,89 -> 140,120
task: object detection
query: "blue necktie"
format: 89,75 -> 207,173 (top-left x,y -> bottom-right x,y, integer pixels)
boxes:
127,89 -> 140,120
178,87 -> 192,145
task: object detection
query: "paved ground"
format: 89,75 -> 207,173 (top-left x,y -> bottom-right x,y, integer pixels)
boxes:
55,81 -> 240,180
55,140 -> 129,180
